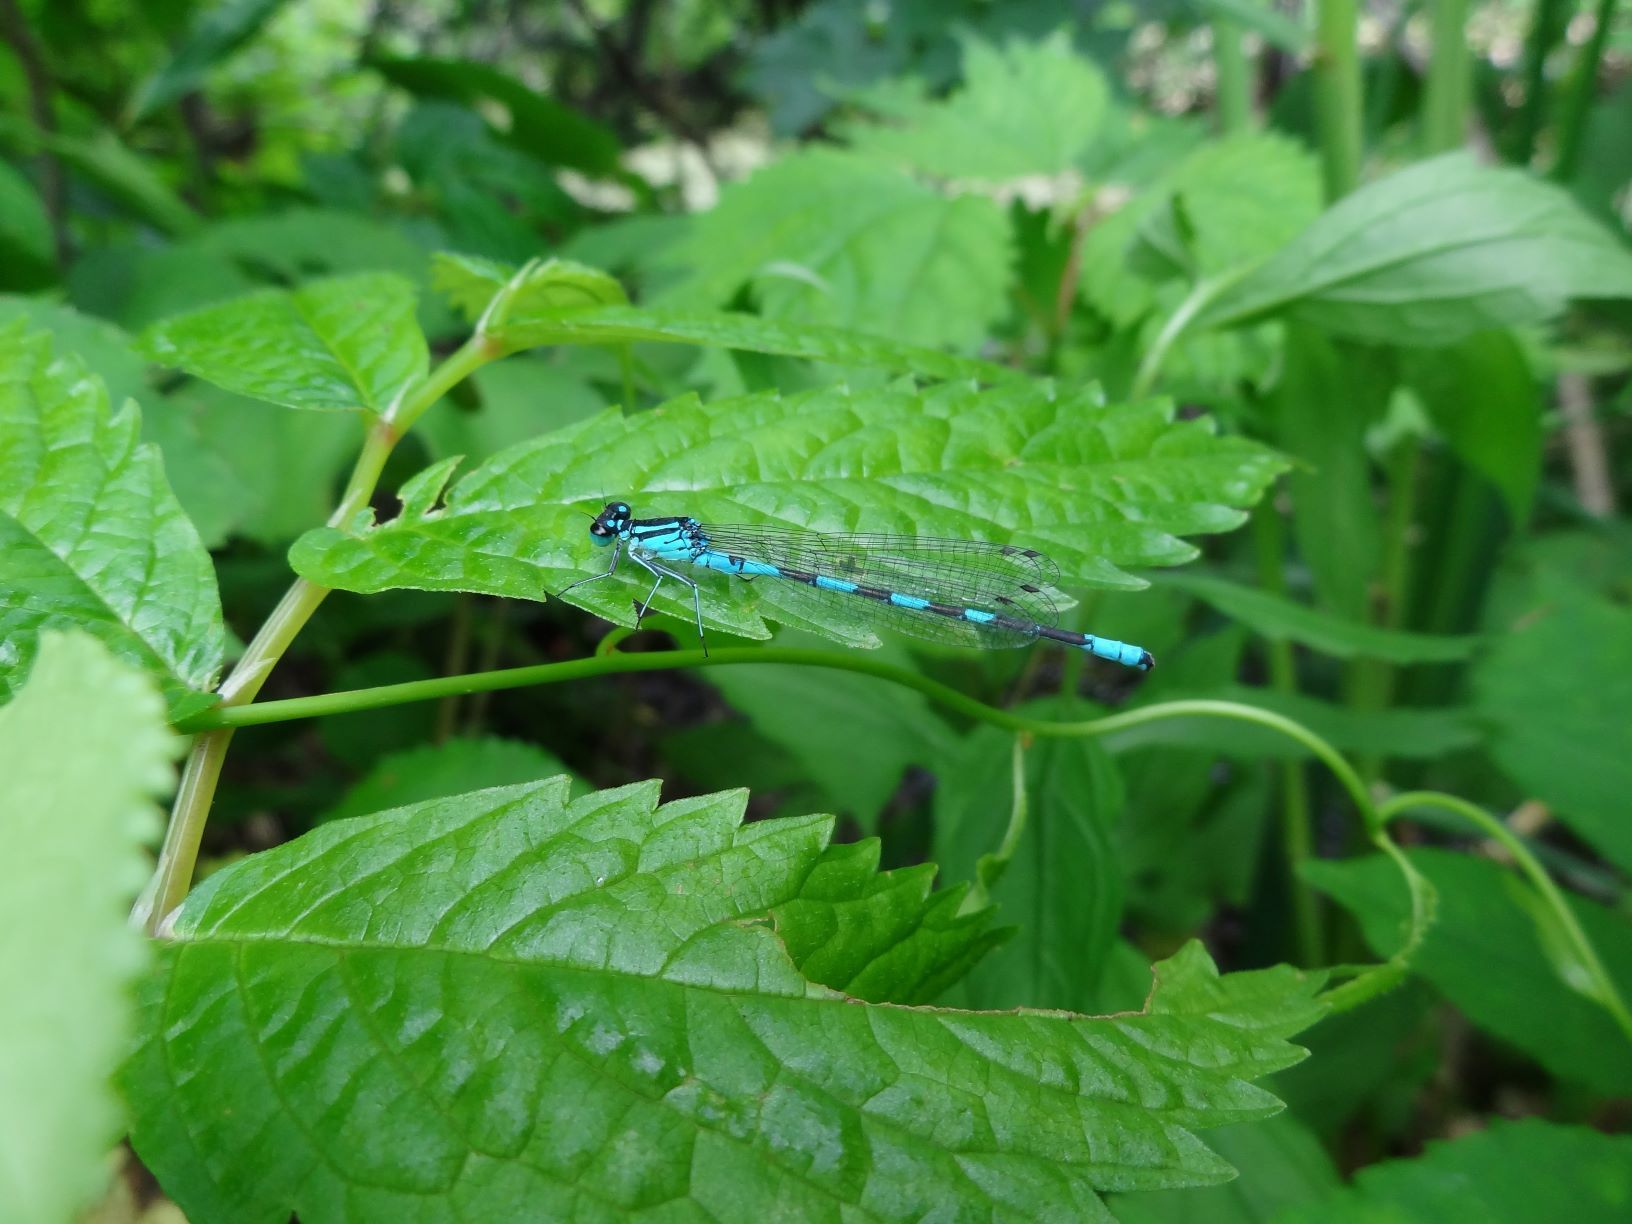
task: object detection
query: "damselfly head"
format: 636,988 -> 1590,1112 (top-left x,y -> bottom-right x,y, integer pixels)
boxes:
588,500 -> 632,546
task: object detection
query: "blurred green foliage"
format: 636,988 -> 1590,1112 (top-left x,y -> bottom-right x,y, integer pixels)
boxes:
3,0 -> 1631,1218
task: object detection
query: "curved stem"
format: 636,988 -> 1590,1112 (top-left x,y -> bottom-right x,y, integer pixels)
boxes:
1379,790 -> 1632,1043
136,334 -> 500,935
1131,272 -> 1239,400
175,643 -> 1367,823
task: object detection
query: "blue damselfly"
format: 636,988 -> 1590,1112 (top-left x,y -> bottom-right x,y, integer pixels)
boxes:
560,500 -> 1154,670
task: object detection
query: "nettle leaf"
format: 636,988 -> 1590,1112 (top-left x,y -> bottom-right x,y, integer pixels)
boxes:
660,148 -> 1013,353
0,633 -> 174,1222
0,323 -> 224,717
430,252 -> 1016,382
1196,153 -> 1632,345
123,778 -> 1324,1220
1304,848 -> 1632,1093
290,382 -> 1286,647
839,31 -> 1110,179
1080,131 -> 1320,327
1160,573 -> 1480,662
769,837 -> 1009,1007
1130,132 -> 1321,283
1278,1118 -> 1632,1223
0,295 -> 246,547
1473,577 -> 1632,875
141,271 -> 429,413
431,252 -> 626,324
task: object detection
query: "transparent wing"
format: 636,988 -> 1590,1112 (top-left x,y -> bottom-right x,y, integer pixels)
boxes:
699,523 -> 1063,632
744,576 -> 1043,650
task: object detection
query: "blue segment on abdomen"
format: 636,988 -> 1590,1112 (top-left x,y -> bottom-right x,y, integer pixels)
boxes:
815,575 -> 857,593
1086,637 -> 1147,667
888,593 -> 929,610
962,608 -> 995,624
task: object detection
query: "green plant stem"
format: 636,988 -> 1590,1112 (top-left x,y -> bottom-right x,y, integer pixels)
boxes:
1212,17 -> 1252,135
1509,0 -> 1570,165
1131,271 -> 1242,399
1254,504 -> 1323,965
435,594 -> 476,742
1313,0 -> 1363,199
171,637 -> 1430,1004
177,648 -> 1373,813
1550,0 -> 1616,181
136,334 -> 499,934
1348,435 -> 1421,783
1422,0 -> 1471,153
963,734 -> 1032,913
1379,791 -> 1632,1044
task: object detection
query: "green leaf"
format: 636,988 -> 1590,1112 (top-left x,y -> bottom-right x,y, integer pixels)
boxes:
170,382 -> 360,545
1277,1118 -> 1632,1223
1080,131 -> 1320,327
0,297 -> 147,411
417,355 -> 605,464
141,271 -> 429,413
1131,132 -> 1322,282
1269,326 -> 1386,619
1196,153 -> 1632,345
1113,627 -> 1267,934
936,710 -> 1127,1012
126,0 -> 291,121
0,160 -> 55,289
770,838 -> 1009,1006
123,778 -> 1323,1219
1473,578 -> 1632,874
1303,847 -> 1632,1092
434,252 -> 1021,382
839,31 -> 1110,178
661,149 -> 1013,353
1270,979 -> 1438,1141
432,252 -> 626,324
1404,330 -> 1540,524
0,323 -> 224,717
321,736 -> 582,823
289,382 -> 1287,648
0,296 -> 243,546
0,632 -> 174,1224
191,208 -> 433,287
370,57 -> 622,176
701,653 -> 956,827
1160,573 -> 1479,661
29,127 -> 201,236
1110,1113 -> 1339,1223
67,241 -> 256,331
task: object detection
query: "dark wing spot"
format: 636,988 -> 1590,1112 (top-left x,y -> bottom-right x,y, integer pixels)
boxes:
1020,583 -> 1041,593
